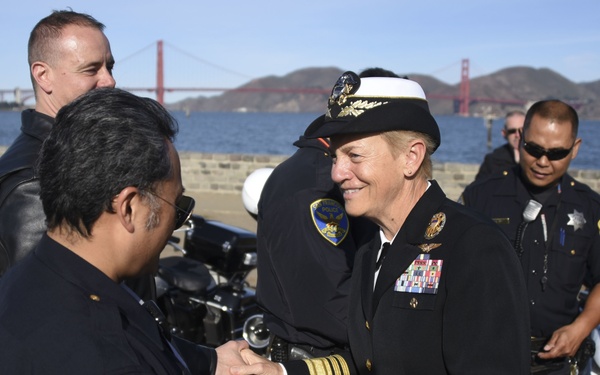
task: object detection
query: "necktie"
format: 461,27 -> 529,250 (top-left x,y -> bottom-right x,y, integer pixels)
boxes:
375,242 -> 390,271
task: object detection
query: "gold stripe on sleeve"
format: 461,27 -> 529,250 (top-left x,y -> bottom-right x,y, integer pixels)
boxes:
303,355 -> 350,375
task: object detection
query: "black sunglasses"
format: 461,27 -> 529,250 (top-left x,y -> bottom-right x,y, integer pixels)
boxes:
152,194 -> 195,229
522,140 -> 574,161
505,128 -> 519,135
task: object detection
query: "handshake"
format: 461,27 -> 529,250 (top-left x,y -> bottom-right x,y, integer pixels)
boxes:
216,340 -> 285,375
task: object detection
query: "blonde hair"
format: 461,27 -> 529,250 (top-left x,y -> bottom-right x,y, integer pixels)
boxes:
380,130 -> 436,179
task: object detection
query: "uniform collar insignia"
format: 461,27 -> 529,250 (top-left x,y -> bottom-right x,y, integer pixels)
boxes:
567,209 -> 586,231
424,212 -> 446,240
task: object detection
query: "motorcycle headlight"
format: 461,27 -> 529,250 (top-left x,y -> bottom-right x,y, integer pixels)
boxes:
243,314 -> 270,349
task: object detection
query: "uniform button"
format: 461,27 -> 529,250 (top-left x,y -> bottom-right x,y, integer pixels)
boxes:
533,240 -> 539,245
365,320 -> 370,330
530,299 -> 535,305
410,297 -> 418,308
366,359 -> 372,371
89,294 -> 100,301
532,269 -> 537,274
571,250 -> 576,255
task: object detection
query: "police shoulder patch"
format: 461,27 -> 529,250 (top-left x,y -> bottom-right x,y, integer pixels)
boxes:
310,198 -> 349,246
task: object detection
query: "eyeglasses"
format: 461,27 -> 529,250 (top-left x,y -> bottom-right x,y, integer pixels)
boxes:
522,140 -> 574,161
504,128 -> 520,135
151,193 -> 195,229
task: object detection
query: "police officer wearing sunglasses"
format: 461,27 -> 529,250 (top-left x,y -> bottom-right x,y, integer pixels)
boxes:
474,110 -> 525,181
461,100 -> 600,374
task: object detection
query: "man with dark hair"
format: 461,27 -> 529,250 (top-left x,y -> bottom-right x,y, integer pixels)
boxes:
0,88 -> 248,374
475,110 -> 525,181
0,10 -> 115,274
461,100 -> 600,374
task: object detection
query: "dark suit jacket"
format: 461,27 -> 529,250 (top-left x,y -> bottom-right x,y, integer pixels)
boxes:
284,181 -> 531,374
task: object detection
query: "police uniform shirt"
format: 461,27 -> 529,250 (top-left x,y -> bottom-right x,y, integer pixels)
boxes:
475,143 -> 516,181
0,234 -> 206,374
462,168 -> 600,337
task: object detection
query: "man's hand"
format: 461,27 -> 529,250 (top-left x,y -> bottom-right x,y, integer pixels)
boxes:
230,348 -> 284,375
537,323 -> 587,359
215,340 -> 250,375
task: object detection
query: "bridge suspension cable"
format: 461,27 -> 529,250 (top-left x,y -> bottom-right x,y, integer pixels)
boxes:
164,41 -> 253,79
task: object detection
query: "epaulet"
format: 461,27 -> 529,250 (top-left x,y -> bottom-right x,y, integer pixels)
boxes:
469,168 -> 511,189
567,175 -> 600,204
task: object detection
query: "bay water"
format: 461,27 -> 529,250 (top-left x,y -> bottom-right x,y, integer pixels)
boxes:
0,110 -> 598,170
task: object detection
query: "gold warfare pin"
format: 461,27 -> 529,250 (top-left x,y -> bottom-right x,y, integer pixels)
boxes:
424,212 -> 446,240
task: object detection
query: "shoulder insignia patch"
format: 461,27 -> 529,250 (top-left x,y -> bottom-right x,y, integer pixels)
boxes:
310,198 -> 349,246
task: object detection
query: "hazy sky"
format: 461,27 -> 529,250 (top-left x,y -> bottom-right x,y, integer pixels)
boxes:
1,0 -> 599,103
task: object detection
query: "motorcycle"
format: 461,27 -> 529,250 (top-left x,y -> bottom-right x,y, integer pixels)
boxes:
154,213 -> 270,353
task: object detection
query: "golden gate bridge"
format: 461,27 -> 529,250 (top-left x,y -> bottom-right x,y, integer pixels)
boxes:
0,40 -> 527,116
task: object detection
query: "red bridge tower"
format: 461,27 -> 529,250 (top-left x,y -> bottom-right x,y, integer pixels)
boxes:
459,58 -> 470,116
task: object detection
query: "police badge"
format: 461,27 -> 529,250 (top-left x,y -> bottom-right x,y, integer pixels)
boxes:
310,198 -> 349,246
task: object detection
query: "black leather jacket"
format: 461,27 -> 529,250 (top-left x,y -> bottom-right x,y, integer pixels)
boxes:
0,110 -> 53,275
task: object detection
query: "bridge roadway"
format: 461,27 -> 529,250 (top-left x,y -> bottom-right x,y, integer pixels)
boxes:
1,85 -> 530,108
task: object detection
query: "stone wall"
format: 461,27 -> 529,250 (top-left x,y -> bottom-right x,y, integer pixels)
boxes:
180,151 -> 600,201
2,146 -> 598,201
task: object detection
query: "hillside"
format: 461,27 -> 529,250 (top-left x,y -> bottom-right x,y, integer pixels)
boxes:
167,66 -> 600,119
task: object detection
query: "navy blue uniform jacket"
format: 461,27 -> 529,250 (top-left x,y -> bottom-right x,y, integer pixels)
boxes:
285,181 -> 531,374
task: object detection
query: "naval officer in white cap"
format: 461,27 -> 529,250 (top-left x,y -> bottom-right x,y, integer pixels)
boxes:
233,71 -> 531,375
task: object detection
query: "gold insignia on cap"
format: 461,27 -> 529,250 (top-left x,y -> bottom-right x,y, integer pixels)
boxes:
597,219 -> 600,234
337,99 -> 388,118
328,71 -> 360,107
419,243 -> 442,253
89,294 -> 100,301
424,212 -> 446,240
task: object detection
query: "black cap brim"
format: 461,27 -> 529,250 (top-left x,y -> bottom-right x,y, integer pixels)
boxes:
304,100 -> 440,152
